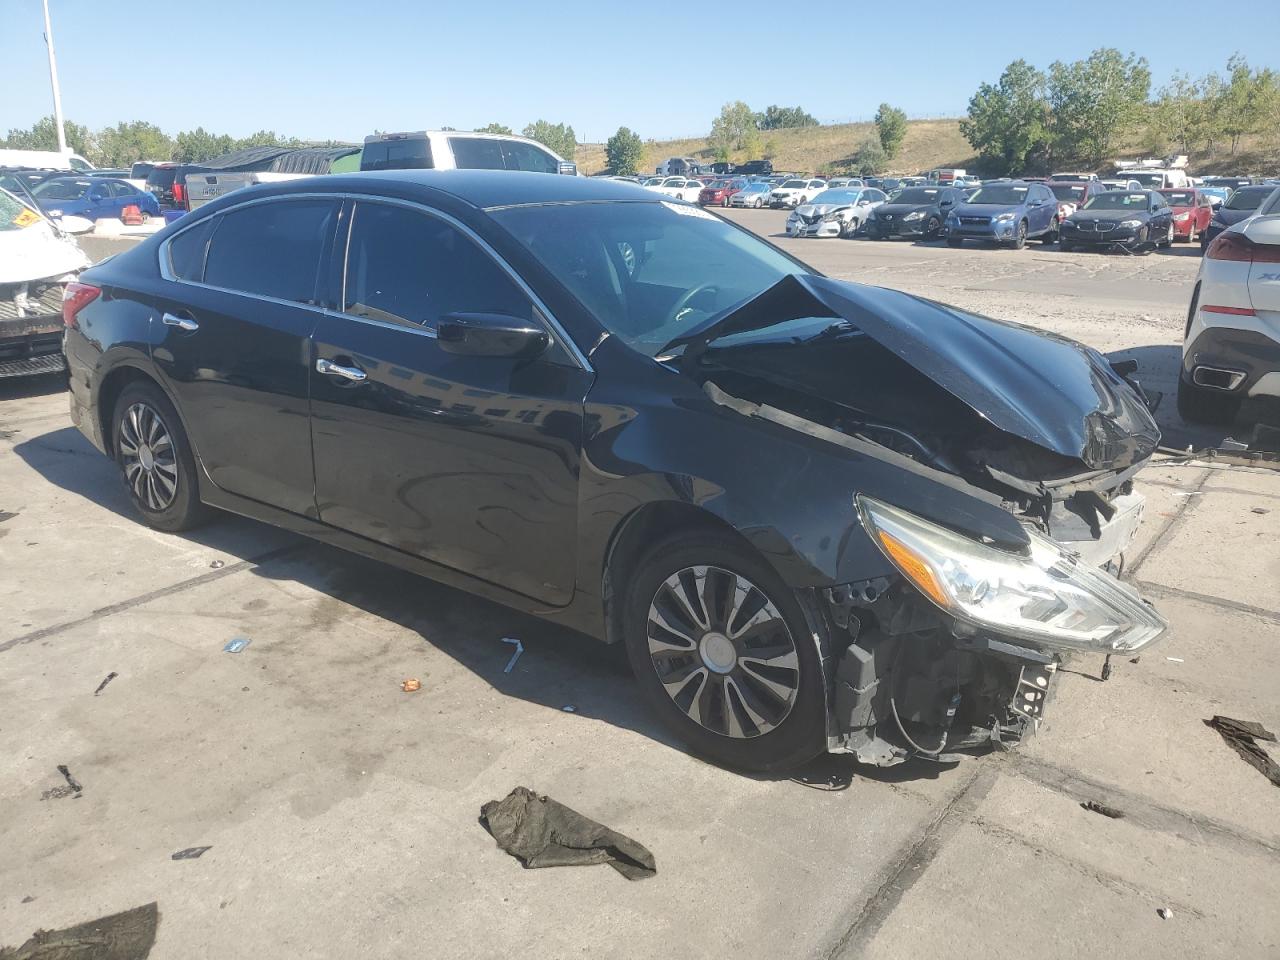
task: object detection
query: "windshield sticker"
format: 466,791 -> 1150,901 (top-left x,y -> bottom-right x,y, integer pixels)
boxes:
12,207 -> 41,228
661,201 -> 718,221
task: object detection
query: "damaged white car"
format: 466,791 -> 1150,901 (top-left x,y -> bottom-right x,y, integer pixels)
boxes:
0,186 -> 90,378
786,187 -> 889,238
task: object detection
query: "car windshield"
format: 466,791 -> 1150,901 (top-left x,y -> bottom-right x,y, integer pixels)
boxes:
1225,187 -> 1273,210
662,178 -> 684,187
890,188 -> 941,204
709,180 -> 728,189
967,185 -> 1029,205
490,200 -> 805,358
1050,184 -> 1086,201
32,178 -> 91,200
1082,192 -> 1148,210
1,188 -> 40,231
780,180 -> 806,188
745,184 -> 769,192
810,190 -> 861,204
643,178 -> 663,186
1126,172 -> 1165,187
1162,191 -> 1196,206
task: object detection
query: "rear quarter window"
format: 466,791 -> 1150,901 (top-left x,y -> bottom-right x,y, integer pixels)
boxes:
361,139 -> 433,171
166,216 -> 219,281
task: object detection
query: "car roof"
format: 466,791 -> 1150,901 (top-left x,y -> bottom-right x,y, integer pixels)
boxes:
238,169 -> 652,210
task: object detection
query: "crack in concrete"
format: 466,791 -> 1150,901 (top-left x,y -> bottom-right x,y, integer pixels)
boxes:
1131,580 -> 1280,625
1126,466 -> 1212,578
823,765 -> 1000,960
0,543 -> 308,653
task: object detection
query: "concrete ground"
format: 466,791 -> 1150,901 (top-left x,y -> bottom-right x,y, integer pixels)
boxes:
2,225 -> 1278,959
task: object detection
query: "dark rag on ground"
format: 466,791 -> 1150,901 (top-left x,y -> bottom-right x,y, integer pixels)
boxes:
0,902 -> 157,960
480,786 -> 657,880
1204,715 -> 1280,788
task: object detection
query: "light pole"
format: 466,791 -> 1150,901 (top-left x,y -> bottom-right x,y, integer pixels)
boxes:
41,0 -> 68,153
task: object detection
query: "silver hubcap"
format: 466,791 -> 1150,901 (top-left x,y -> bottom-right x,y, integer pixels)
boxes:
118,402 -> 178,511
646,565 -> 800,739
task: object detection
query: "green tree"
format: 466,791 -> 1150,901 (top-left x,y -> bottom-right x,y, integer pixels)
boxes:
93,121 -> 174,167
960,60 -> 1050,176
233,129 -> 302,150
1047,48 -> 1150,165
172,127 -> 235,163
605,126 -> 644,175
874,103 -> 908,159
2,115 -> 93,157
851,138 -> 887,176
709,101 -> 759,156
1149,72 -> 1215,155
757,105 -> 818,130
1215,55 -> 1278,154
475,123 -> 513,135
522,120 -> 576,160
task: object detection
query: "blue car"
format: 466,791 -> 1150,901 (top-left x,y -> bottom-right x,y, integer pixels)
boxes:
945,180 -> 1060,249
30,176 -> 162,221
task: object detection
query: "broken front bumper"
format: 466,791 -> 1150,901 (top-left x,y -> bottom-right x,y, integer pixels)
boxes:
0,283 -> 67,378
786,218 -> 842,238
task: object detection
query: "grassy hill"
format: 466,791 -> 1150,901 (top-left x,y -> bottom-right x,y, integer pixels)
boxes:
574,116 -> 1277,178
575,118 -> 975,177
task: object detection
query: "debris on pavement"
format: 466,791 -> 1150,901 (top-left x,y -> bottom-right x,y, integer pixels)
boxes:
0,901 -> 158,959
480,786 -> 657,881
1166,657 -> 1184,663
93,672 -> 118,697
209,559 -> 225,569
1101,655 -> 1113,681
1129,656 -> 1141,664
1158,907 -> 1173,920
1204,716 -> 1280,787
40,765 -> 82,801
170,846 -> 211,861
223,638 -> 251,654
1080,800 -> 1125,819
561,704 -> 576,712
401,678 -> 421,693
1252,507 -> 1270,515
501,637 -> 524,674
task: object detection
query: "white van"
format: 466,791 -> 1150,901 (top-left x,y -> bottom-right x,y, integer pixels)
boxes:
360,131 -> 576,175
0,148 -> 95,172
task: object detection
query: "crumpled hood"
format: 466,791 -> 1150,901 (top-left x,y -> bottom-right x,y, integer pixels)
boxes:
793,202 -> 848,218
0,216 -> 91,285
669,274 -> 1160,469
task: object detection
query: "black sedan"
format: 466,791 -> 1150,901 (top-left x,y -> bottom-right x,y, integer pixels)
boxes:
63,172 -> 1166,772
1059,190 -> 1175,252
1200,184 -> 1279,249
865,186 -> 964,240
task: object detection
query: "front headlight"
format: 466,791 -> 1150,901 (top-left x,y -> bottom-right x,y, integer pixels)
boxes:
995,212 -> 1016,222
821,209 -> 848,222
903,211 -> 926,221
857,496 -> 1166,653
1118,219 -> 1143,228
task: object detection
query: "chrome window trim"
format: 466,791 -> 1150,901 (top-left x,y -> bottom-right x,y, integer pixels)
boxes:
157,190 -> 591,371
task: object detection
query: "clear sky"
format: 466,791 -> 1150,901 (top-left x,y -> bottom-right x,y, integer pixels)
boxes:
4,0 -> 1277,144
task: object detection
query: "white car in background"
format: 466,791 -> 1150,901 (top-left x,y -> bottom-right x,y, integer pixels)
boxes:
824,177 -> 864,189
646,177 -> 702,202
769,178 -> 827,208
786,187 -> 888,238
729,182 -> 773,208
1178,186 -> 1280,424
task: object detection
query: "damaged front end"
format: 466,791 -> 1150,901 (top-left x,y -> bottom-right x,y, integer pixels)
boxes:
669,273 -> 1170,764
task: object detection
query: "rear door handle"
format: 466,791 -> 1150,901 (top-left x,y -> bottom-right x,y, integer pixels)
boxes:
162,312 -> 198,332
316,357 -> 367,382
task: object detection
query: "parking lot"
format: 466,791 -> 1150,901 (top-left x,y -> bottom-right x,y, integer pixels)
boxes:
3,222 -> 1278,958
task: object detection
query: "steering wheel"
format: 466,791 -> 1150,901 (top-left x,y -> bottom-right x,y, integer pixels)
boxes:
665,282 -> 719,328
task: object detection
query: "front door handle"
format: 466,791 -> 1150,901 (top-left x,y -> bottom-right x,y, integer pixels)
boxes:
316,357 -> 367,382
162,312 -> 198,332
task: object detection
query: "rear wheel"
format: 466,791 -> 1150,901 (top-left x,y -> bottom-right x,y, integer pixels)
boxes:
619,532 -> 826,772
1177,377 -> 1242,425
113,381 -> 210,531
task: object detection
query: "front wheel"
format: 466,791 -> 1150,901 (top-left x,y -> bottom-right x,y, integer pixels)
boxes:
113,381 -> 210,532
1041,218 -> 1060,244
841,217 -> 860,238
619,532 -> 826,772
925,215 -> 941,238
1010,220 -> 1027,249
1158,222 -> 1174,248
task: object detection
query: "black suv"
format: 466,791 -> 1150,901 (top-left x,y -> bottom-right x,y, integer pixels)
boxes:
145,163 -> 212,210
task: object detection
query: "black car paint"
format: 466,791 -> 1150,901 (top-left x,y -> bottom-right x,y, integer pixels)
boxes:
64,172 -> 1162,766
1201,186 -> 1279,247
1060,192 -> 1174,248
867,188 -> 961,238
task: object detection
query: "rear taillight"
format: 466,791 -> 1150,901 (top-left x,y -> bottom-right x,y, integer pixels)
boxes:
1206,231 -> 1280,263
62,281 -> 101,328
172,181 -> 186,206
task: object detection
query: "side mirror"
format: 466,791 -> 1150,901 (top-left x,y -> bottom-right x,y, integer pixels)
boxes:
437,313 -> 549,359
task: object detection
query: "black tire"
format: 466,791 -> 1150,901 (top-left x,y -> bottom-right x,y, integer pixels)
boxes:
1041,218 -> 1059,244
1158,222 -> 1174,249
1176,377 -> 1242,425
946,236 -> 963,248
1010,220 -> 1027,249
925,216 -> 941,238
619,531 -> 826,772
1059,238 -> 1074,252
841,217 -> 860,238
112,381 -> 210,532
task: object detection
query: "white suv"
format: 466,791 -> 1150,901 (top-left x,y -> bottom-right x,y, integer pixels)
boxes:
769,178 -> 826,208
1179,186 -> 1280,424
360,131 -> 576,175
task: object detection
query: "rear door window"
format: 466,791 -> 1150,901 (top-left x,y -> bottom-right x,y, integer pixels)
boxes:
361,138 -> 433,171
167,216 -> 219,281
203,199 -> 338,303
449,136 -> 506,170
341,201 -> 531,330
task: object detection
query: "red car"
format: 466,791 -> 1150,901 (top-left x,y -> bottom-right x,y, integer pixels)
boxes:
1047,180 -> 1107,222
698,178 -> 747,206
1158,188 -> 1214,243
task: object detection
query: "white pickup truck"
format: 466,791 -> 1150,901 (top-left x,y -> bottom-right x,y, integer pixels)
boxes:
184,171 -> 312,210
